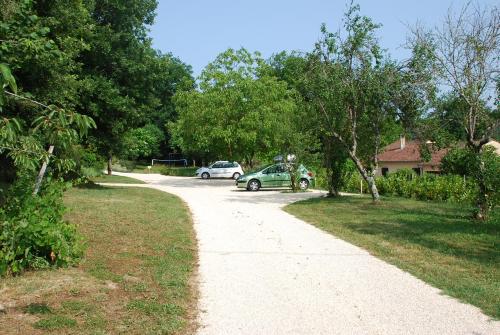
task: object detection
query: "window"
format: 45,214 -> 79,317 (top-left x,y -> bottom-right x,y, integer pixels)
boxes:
222,162 -> 233,168
265,166 -> 278,174
412,167 -> 421,176
276,165 -> 286,173
212,163 -> 223,169
381,167 -> 389,177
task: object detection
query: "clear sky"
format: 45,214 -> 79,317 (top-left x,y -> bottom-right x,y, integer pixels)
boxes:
149,0 -> 496,77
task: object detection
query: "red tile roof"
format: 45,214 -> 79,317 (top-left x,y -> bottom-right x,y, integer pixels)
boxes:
377,139 -> 449,166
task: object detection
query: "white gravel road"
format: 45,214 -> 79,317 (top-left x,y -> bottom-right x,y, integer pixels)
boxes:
111,172 -> 499,335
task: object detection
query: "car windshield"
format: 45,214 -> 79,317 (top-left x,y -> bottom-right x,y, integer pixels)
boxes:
245,164 -> 273,174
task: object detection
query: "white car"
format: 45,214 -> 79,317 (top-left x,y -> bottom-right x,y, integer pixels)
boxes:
196,161 -> 244,179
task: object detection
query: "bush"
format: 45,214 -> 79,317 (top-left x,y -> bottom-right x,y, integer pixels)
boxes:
78,148 -> 105,177
160,166 -> 197,177
0,177 -> 84,275
343,172 -> 369,194
343,169 -> 477,203
122,124 -> 164,160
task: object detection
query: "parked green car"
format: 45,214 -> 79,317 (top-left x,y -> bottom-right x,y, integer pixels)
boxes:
236,163 -> 315,191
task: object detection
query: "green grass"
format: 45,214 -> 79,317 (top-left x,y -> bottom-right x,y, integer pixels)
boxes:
34,315 -> 77,330
0,185 -> 196,334
24,303 -> 52,315
63,186 -> 197,333
284,196 -> 500,318
90,174 -> 145,184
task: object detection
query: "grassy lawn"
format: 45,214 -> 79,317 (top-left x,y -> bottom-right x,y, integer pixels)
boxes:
0,185 -> 197,334
284,196 -> 500,318
90,174 -> 145,184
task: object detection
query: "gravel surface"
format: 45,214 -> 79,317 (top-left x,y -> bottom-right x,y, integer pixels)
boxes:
111,173 -> 499,335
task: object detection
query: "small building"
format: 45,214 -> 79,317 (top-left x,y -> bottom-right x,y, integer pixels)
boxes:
376,137 -> 500,176
376,136 -> 448,176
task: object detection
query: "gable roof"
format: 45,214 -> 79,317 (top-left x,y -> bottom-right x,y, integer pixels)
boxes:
377,139 -> 448,166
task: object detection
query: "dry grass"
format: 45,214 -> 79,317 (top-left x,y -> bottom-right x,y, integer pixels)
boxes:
0,185 -> 197,334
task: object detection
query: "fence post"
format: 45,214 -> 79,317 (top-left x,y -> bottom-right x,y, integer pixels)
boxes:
360,179 -> 363,194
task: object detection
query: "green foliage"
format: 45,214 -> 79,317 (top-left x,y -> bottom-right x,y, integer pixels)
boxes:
78,0 -> 193,165
303,4 -> 415,201
75,146 -> 105,177
441,147 -> 500,212
122,124 -> 164,160
408,3 -> 499,219
343,169 -> 477,204
160,167 -> 197,177
171,48 -> 299,165
441,147 -> 474,176
0,177 -> 84,275
378,171 -> 476,203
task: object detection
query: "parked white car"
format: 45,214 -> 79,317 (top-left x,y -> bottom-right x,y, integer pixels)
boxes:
196,161 -> 244,179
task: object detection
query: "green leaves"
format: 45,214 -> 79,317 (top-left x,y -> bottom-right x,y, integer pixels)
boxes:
0,63 -> 17,93
172,48 -> 299,165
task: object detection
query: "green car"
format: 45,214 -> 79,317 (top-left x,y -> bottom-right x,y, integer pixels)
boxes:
236,163 -> 315,191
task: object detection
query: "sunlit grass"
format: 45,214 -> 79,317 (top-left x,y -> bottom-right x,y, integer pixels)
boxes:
285,196 -> 500,318
0,186 -> 197,334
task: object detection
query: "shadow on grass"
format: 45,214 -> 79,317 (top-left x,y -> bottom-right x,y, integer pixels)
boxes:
292,196 -> 500,266
75,182 -> 106,190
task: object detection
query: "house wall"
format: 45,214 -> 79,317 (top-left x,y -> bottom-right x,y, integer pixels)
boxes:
377,162 -> 441,176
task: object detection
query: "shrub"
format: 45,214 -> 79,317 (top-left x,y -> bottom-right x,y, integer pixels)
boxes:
344,169 -> 478,203
0,177 -> 84,275
160,167 -> 197,177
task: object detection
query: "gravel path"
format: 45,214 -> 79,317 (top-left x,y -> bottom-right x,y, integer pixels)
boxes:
110,173 -> 499,335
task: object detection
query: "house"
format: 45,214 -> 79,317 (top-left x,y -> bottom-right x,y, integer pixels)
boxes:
376,136 -> 449,176
376,136 -> 500,176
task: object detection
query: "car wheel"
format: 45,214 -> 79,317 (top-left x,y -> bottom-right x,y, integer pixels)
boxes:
201,172 -> 210,179
247,179 -> 260,191
232,172 -> 241,180
299,178 -> 309,190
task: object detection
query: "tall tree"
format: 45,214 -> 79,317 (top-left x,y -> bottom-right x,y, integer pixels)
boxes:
171,48 -> 298,166
78,0 -> 183,173
305,5 -> 403,201
0,0 -> 95,180
409,2 -> 499,219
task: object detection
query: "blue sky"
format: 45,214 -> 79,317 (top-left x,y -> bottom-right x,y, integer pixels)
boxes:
149,0 -> 496,77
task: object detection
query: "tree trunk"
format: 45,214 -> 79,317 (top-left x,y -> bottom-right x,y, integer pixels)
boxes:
468,142 -> 489,220
475,154 -> 488,220
33,145 -> 54,195
327,168 -> 341,197
107,154 -> 112,175
349,153 -> 380,202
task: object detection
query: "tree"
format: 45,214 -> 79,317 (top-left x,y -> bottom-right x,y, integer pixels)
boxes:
409,2 -> 499,219
305,5 -> 403,201
122,124 -> 164,160
0,0 -> 95,180
77,0 -> 193,173
171,48 -> 298,166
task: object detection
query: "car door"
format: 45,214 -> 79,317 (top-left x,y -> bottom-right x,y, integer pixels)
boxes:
210,162 -> 223,177
276,164 -> 291,187
260,165 -> 279,187
221,162 -> 233,177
